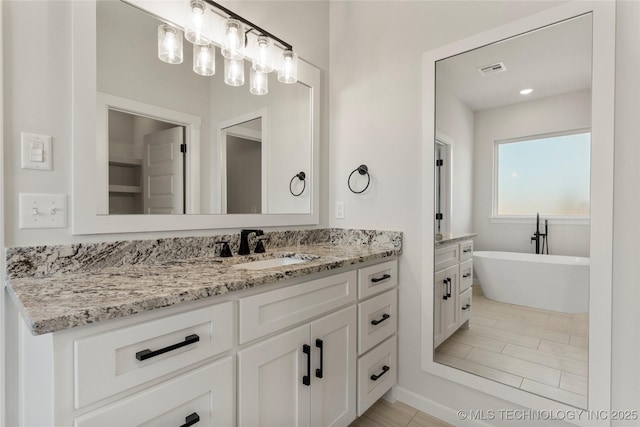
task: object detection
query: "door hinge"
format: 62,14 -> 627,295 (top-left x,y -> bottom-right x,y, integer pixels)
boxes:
436,159 -> 443,167
436,213 -> 443,220
180,143 -> 187,153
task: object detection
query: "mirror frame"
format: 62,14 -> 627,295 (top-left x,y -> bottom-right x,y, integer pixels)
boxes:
72,1 -> 320,234
420,2 -> 614,421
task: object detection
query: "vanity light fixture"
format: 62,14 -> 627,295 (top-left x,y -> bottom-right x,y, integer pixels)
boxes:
250,68 -> 268,95
193,44 -> 215,76
253,35 -> 274,73
157,0 -> 297,93
224,57 -> 245,86
278,50 -> 299,84
184,0 -> 211,46
158,24 -> 183,64
520,88 -> 534,95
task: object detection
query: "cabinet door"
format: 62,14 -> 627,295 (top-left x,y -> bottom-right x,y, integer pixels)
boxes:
310,306 -> 357,427
238,324 -> 311,427
433,269 -> 447,347
443,265 -> 460,340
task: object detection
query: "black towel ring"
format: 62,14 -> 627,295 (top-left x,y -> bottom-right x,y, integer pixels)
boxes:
348,164 -> 370,194
289,172 -> 306,196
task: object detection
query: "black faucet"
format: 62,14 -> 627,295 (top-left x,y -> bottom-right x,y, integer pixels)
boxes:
530,213 -> 549,254
238,229 -> 264,255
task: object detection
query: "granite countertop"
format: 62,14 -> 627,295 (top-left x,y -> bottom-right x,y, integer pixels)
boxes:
7,243 -> 398,336
435,232 -> 477,247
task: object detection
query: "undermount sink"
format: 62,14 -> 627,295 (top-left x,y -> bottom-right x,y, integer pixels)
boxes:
232,255 -> 318,271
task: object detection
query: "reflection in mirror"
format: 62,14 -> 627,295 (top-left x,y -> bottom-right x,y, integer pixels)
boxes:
433,14 -> 592,408
97,0 -> 312,215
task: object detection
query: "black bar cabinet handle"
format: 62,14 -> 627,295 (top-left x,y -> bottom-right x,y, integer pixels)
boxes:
462,304 -> 471,311
370,365 -> 390,381
303,344 -> 311,386
315,339 -> 324,378
179,412 -> 200,427
446,278 -> 452,298
442,279 -> 448,300
371,313 -> 390,326
463,273 -> 471,278
463,248 -> 472,253
371,274 -> 391,283
136,334 -> 200,361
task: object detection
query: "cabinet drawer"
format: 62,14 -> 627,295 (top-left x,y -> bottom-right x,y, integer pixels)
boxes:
358,260 -> 398,299
357,335 -> 397,416
460,240 -> 474,262
459,287 -> 472,326
74,302 -> 233,408
459,259 -> 473,294
74,356 -> 233,427
358,289 -> 397,355
239,271 -> 357,344
435,244 -> 459,271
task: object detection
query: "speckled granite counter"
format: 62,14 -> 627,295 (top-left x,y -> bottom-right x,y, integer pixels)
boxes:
435,232 -> 477,247
6,229 -> 402,336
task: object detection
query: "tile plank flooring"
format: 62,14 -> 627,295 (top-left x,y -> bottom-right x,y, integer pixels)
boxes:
350,399 -> 453,427
435,289 -> 588,408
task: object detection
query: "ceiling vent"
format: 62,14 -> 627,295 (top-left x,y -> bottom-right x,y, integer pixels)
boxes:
478,62 -> 507,76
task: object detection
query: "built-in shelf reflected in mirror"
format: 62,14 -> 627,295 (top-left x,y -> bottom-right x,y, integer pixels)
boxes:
433,14 -> 592,408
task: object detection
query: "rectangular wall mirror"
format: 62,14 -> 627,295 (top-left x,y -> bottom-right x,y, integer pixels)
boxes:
421,1 -> 615,418
72,0 -> 320,233
433,13 -> 592,409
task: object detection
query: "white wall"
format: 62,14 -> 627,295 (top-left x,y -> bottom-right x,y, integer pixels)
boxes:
2,0 -> 329,247
435,84 -> 474,233
473,90 -> 591,257
330,1 -> 639,425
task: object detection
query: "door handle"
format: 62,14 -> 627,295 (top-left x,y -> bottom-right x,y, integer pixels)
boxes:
303,344 -> 311,386
442,279 -> 448,300
446,278 -> 452,298
315,339 -> 324,378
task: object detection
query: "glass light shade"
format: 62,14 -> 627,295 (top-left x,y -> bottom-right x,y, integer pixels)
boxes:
250,68 -> 268,95
193,44 -> 215,76
222,19 -> 244,60
252,36 -> 273,73
158,24 -> 183,64
184,0 -> 211,45
278,50 -> 298,84
224,58 -> 245,86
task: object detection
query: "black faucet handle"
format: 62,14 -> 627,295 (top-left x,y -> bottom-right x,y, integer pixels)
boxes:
216,241 -> 232,257
254,236 -> 269,254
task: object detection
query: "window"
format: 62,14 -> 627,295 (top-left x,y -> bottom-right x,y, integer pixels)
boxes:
495,131 -> 590,216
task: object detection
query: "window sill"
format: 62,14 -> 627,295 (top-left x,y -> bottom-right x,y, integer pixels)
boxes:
489,216 -> 590,225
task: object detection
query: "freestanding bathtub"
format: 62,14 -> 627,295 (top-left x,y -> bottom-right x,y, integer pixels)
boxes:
473,251 -> 589,313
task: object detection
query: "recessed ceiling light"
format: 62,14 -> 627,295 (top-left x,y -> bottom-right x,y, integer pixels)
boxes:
520,88 -> 533,95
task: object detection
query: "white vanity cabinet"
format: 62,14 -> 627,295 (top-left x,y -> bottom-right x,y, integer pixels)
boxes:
15,258 -> 398,427
434,240 -> 473,348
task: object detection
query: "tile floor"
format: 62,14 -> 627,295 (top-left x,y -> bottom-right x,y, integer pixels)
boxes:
435,287 -> 588,408
350,399 -> 453,427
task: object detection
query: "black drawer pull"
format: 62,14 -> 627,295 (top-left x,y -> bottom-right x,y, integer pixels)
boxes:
180,412 -> 200,427
462,304 -> 471,311
371,274 -> 391,283
463,248 -> 472,253
370,365 -> 390,381
442,279 -> 448,300
463,273 -> 471,278
136,334 -> 200,361
371,314 -> 390,326
303,344 -> 311,386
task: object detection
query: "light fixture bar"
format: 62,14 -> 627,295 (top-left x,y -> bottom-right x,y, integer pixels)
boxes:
203,0 -> 293,51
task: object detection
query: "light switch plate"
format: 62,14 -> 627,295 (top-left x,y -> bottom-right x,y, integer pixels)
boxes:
21,132 -> 52,170
19,194 -> 67,229
335,201 -> 345,219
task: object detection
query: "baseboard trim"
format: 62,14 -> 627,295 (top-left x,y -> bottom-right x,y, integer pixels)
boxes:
395,387 -> 494,427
